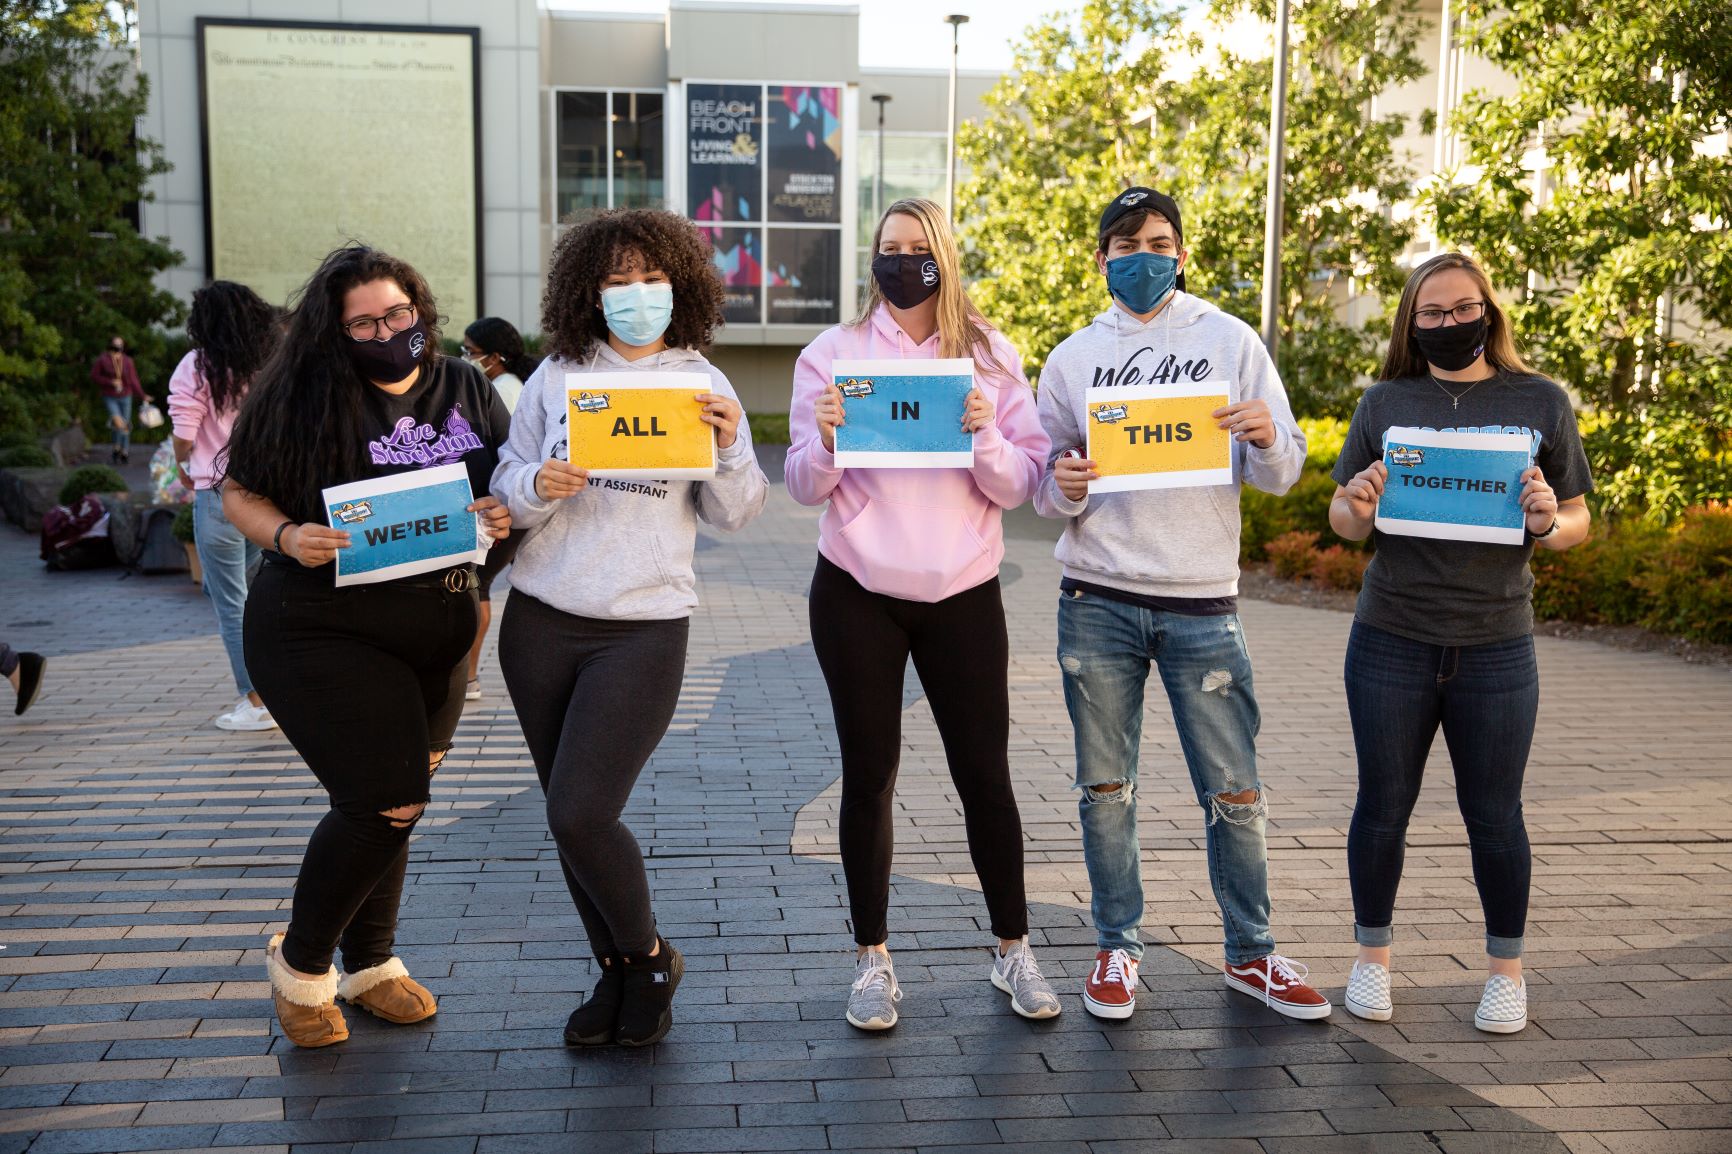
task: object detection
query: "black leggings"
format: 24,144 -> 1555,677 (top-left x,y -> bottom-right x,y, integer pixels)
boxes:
808,556 -> 1028,946
498,591 -> 689,958
245,561 -> 475,975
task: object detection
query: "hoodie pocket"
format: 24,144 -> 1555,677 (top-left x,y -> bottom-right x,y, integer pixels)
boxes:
835,497 -> 990,601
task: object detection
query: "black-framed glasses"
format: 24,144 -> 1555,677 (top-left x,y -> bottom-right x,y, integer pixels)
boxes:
342,304 -> 417,341
1414,300 -> 1486,329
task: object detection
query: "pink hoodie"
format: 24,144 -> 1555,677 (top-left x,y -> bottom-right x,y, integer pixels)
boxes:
785,306 -> 1049,602
165,351 -> 241,490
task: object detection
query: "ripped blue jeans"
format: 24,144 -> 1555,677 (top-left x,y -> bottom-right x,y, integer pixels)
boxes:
1057,587 -> 1274,965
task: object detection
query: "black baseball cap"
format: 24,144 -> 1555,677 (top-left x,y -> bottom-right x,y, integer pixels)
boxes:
1098,186 -> 1186,290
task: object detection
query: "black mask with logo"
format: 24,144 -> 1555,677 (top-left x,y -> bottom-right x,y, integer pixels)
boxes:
1411,315 -> 1488,373
871,253 -> 941,310
348,323 -> 430,383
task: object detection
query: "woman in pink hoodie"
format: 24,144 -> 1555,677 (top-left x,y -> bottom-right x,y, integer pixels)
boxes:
786,197 -> 1057,1031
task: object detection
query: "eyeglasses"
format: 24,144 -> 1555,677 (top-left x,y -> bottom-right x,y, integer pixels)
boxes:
1414,300 -> 1486,329
342,304 -> 417,342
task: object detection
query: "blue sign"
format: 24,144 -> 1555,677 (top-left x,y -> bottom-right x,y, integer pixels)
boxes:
832,358 -> 974,468
324,463 -> 480,586
1376,426 -> 1533,545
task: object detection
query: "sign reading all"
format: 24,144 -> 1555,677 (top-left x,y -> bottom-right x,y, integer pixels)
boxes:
565,372 -> 717,481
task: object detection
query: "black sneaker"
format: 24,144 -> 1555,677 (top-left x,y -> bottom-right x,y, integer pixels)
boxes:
14,653 -> 45,716
563,953 -> 623,1046
615,936 -> 683,1048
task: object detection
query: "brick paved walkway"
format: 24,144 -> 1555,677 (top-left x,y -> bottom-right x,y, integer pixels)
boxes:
2,467 -> 1730,1153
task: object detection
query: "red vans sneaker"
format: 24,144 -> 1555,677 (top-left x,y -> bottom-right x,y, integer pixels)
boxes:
1224,954 -> 1333,1020
1082,948 -> 1139,1020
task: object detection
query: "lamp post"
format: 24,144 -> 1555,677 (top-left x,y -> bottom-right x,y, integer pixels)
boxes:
1259,0 -> 1291,361
944,14 -> 969,220
871,92 -> 893,222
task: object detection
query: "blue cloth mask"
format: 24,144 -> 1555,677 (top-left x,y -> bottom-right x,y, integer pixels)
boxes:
601,283 -> 674,347
1105,252 -> 1180,315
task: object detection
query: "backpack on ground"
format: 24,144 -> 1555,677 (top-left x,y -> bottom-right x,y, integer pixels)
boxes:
134,506 -> 189,575
40,496 -> 115,571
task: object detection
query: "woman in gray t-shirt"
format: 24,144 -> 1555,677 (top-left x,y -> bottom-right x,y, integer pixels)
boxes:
1327,252 -> 1593,1036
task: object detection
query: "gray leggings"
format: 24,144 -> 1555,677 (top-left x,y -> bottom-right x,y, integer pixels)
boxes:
498,591 -> 689,957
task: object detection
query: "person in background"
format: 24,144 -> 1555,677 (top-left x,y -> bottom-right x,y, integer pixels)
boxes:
89,336 -> 147,464
2,644 -> 46,716
169,281 -> 281,732
458,317 -> 537,699
1329,251 -> 1593,1035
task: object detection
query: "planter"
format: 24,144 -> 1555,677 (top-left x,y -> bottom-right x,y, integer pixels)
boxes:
184,542 -> 202,585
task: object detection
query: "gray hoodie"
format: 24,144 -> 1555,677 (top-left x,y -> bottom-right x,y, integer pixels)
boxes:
1033,294 -> 1305,599
491,343 -> 768,621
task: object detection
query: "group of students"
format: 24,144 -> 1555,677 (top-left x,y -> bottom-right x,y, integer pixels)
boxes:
191,183 -> 1588,1052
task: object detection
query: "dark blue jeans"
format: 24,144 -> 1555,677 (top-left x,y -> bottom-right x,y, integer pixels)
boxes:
1344,620 -> 1538,960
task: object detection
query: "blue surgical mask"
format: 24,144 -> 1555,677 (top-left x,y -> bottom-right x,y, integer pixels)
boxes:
601,282 -> 674,347
1105,252 -> 1180,315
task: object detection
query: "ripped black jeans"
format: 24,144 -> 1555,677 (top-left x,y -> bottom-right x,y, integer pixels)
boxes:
1056,587 -> 1274,965
245,560 -> 476,975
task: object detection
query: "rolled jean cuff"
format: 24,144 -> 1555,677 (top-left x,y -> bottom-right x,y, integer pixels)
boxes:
1355,923 -> 1393,948
1486,933 -> 1523,960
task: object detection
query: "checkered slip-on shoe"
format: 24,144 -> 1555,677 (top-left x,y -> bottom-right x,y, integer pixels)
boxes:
1473,973 -> 1527,1034
1345,960 -> 1393,1022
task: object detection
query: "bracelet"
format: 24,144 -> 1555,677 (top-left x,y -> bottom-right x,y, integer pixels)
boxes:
272,519 -> 296,555
1534,517 -> 1559,540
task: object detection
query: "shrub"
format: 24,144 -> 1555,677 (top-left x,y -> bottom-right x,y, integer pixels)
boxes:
0,445 -> 55,468
1266,531 -> 1320,579
1634,505 -> 1732,645
58,464 -> 128,505
748,411 -> 790,446
171,503 -> 196,544
1241,471 -> 1344,560
1530,521 -> 1658,627
1310,544 -> 1370,591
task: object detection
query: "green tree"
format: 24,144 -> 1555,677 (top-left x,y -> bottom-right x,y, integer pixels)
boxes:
1429,0 -> 1732,519
957,0 -> 1427,418
0,0 -> 182,441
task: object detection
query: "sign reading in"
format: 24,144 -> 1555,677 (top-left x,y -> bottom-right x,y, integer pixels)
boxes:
832,359 -> 975,468
1084,383 -> 1233,492
1376,426 -> 1532,544
565,372 -> 717,481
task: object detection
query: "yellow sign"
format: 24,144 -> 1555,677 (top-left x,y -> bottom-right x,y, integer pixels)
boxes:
1084,384 -> 1233,492
566,372 -> 717,480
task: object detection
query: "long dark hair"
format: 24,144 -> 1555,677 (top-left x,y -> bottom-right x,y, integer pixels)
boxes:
464,316 -> 538,379
187,280 -> 278,413
1379,252 -> 1534,381
219,245 -> 443,522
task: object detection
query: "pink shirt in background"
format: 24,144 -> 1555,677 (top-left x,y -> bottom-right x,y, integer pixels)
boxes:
785,305 -> 1049,603
166,350 -> 243,490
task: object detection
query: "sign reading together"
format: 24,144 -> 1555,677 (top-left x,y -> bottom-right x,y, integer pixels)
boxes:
1376,426 -> 1532,544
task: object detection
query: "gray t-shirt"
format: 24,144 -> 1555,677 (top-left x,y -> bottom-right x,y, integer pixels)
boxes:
1332,372 -> 1593,646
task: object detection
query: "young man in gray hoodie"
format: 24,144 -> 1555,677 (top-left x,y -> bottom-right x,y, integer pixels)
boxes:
1034,187 -> 1332,1022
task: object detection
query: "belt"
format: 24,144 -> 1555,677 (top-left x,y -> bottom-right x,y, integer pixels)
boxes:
401,566 -> 480,593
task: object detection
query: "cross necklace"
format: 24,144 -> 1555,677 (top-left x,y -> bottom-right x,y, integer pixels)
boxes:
1430,374 -> 1487,410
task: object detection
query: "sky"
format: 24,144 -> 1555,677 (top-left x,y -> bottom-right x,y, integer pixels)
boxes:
542,0 -> 1072,72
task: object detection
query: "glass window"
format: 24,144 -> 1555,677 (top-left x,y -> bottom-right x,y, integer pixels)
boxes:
612,91 -> 664,209
556,91 -> 608,220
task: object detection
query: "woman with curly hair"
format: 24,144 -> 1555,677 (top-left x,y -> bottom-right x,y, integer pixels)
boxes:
492,208 -> 767,1048
786,197 -> 1057,1030
220,245 -> 513,1048
168,280 -> 280,731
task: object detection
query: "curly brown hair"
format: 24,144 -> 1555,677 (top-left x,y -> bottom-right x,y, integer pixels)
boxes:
542,209 -> 726,360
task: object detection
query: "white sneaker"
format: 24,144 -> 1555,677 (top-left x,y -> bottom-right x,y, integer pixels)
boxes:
1474,973 -> 1527,1034
465,679 -> 481,701
846,951 -> 902,1031
215,698 -> 277,732
1345,960 -> 1393,1021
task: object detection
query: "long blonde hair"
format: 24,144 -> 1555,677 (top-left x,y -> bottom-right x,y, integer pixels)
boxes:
852,198 -> 1004,374
1379,251 -> 1534,380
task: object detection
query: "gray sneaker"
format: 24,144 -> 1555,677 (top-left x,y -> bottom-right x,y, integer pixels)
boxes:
989,939 -> 1061,1019
846,951 -> 901,1031
1473,973 -> 1527,1034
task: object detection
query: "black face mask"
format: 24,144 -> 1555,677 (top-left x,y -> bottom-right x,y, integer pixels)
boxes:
348,323 -> 430,383
1411,315 -> 1488,373
871,253 -> 941,310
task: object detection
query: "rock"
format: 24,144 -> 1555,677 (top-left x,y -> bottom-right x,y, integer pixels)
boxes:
0,466 -> 73,533
42,426 -> 88,468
